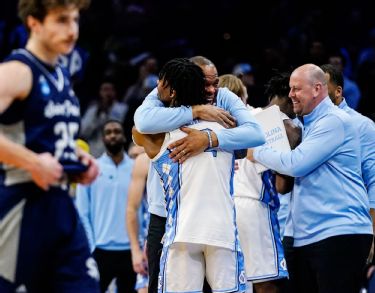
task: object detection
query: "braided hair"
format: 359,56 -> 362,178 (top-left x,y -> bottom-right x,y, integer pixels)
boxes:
158,58 -> 206,107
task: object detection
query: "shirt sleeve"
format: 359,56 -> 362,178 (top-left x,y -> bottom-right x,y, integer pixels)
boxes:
75,184 -> 95,252
215,88 -> 265,150
133,88 -> 193,133
254,114 -> 345,177
360,120 -> 375,208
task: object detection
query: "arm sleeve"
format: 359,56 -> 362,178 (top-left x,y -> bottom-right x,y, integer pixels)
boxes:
361,121 -> 375,208
254,115 -> 345,177
75,184 -> 95,252
133,88 -> 193,133
215,89 -> 265,150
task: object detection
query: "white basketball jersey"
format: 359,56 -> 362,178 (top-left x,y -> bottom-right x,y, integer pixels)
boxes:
233,158 -> 263,200
152,120 -> 236,249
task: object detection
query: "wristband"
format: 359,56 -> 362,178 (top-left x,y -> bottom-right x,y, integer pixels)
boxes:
205,130 -> 213,148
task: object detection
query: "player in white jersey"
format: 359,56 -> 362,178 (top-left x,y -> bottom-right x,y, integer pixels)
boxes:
219,73 -> 301,293
133,58 -> 247,293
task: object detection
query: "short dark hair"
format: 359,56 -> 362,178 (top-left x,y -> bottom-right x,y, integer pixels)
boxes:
158,58 -> 206,107
18,0 -> 90,26
102,119 -> 123,134
264,72 -> 291,102
320,64 -> 344,88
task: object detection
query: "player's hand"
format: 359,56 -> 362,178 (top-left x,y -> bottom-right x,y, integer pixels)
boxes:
131,248 -> 148,275
192,105 -> 236,128
168,127 -> 209,163
74,149 -> 99,185
30,153 -> 63,190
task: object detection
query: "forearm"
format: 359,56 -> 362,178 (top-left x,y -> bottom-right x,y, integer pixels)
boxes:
254,116 -> 345,177
215,121 -> 265,150
127,209 -> 141,252
0,134 -> 39,173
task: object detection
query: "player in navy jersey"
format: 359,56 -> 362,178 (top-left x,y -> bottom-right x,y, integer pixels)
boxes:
0,0 -> 99,292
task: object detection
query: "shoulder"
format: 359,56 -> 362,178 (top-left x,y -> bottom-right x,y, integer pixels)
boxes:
217,87 -> 238,100
0,60 -> 33,100
0,60 -> 32,78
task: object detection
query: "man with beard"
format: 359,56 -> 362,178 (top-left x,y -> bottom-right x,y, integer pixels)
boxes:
76,120 -> 137,293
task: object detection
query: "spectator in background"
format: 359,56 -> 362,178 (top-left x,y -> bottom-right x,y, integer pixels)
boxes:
80,77 -> 128,157
76,120 -> 137,293
328,51 -> 361,109
233,63 -> 255,105
122,73 -> 158,149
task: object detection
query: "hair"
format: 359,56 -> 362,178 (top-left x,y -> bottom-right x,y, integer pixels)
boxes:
102,119 -> 123,134
18,0 -> 90,25
264,72 -> 291,102
218,74 -> 245,98
158,58 -> 206,107
189,56 -> 215,67
320,64 -> 344,88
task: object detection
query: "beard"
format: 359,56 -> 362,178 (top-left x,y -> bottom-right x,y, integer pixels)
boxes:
105,142 -> 124,155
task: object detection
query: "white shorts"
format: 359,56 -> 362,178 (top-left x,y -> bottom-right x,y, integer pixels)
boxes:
135,273 -> 148,290
160,242 -> 247,293
234,197 -> 288,283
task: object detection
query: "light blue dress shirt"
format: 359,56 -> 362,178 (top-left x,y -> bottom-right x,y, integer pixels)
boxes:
75,153 -> 135,251
254,97 -> 372,246
338,98 -> 375,208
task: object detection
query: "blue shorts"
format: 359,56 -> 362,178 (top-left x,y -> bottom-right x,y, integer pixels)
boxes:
0,183 -> 100,292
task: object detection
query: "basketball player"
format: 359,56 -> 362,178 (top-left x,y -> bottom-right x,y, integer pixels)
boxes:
133,58 -> 248,293
0,0 -> 99,292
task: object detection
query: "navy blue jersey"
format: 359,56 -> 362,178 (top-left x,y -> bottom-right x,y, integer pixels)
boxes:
0,49 -> 99,292
0,49 -> 86,188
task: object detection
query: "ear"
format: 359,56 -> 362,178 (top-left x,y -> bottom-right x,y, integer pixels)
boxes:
335,86 -> 343,99
27,15 -> 41,34
169,88 -> 176,98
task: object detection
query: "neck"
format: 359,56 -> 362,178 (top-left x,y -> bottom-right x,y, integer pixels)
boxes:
108,151 -> 124,165
26,39 -> 59,66
335,96 -> 344,106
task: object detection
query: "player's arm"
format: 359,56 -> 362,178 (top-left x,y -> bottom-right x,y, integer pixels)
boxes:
0,61 -> 63,190
126,153 -> 149,275
134,88 -> 236,134
169,89 -> 266,163
132,126 -> 165,159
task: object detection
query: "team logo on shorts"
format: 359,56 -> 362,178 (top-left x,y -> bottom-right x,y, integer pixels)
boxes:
239,270 -> 246,284
280,258 -> 287,270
